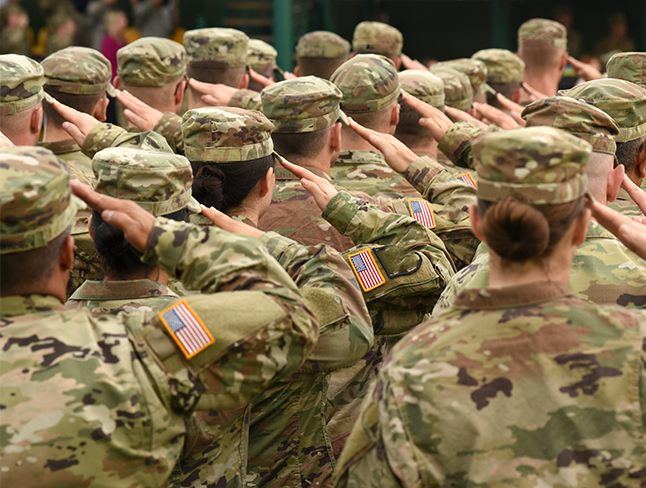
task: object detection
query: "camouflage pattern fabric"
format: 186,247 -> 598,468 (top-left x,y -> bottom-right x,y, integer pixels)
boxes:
561,78 -> 646,143
608,187 -> 646,218
433,58 -> 488,98
295,30 -> 351,59
429,66 -> 474,111
398,70 -> 445,109
518,18 -> 568,49
0,53 -> 51,116
352,21 -> 403,58
335,281 -> 646,487
247,39 -> 279,75
183,27 -> 249,67
438,120 -> 486,169
330,54 -> 400,113
607,51 -> 646,88
42,46 -> 116,96
117,37 -> 186,87
38,139 -> 95,183
472,48 -> 525,84
229,88 -> 263,111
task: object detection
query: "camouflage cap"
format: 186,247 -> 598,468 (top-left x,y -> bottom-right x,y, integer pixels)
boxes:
295,31 -> 351,59
261,76 -> 349,133
607,52 -> 646,88
0,54 -> 52,116
92,147 -> 197,216
247,39 -> 279,74
181,107 -> 275,163
183,28 -> 249,68
117,37 -> 186,87
1,147 -> 84,254
473,126 -> 591,205
434,58 -> 489,97
561,78 -> 646,143
522,96 -> 619,156
429,66 -> 473,111
518,18 -> 568,50
330,54 -> 400,113
352,21 -> 403,58
42,46 -> 115,97
472,49 -> 525,84
398,70 -> 445,109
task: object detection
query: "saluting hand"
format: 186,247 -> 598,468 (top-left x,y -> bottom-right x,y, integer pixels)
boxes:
188,78 -> 237,106
280,159 -> 339,211
200,205 -> 264,238
494,93 -> 526,126
116,89 -> 164,131
401,90 -> 453,142
471,102 -> 520,130
52,99 -> 101,148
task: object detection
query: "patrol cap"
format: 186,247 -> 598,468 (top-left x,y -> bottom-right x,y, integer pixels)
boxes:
0,54 -> 52,116
117,37 -> 186,87
472,48 -> 525,84
295,31 -> 351,59
261,76 -> 349,133
607,52 -> 646,88
42,46 -> 115,97
92,147 -> 198,216
434,58 -> 490,97
183,28 -> 249,68
1,147 -> 84,254
247,39 -> 282,76
522,96 -> 619,156
181,107 -> 275,163
352,21 -> 403,58
429,66 -> 473,111
561,78 -> 646,143
518,18 -> 568,50
474,126 -> 591,205
330,54 -> 400,113
398,70 -> 445,109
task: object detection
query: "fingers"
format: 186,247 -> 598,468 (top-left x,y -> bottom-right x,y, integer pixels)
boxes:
201,94 -> 220,106
283,71 -> 297,80
472,103 -> 518,130
122,109 -> 149,131
281,159 -> 322,183
446,106 -> 488,130
521,82 -> 548,102
62,121 -> 86,146
188,78 -> 213,95
622,174 -> 646,213
51,99 -> 83,123
402,90 -> 435,118
248,68 -> 274,88
567,55 -> 584,68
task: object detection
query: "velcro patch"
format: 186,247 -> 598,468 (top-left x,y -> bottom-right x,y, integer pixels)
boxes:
159,300 -> 215,359
348,249 -> 385,292
407,199 -> 436,229
456,172 -> 477,188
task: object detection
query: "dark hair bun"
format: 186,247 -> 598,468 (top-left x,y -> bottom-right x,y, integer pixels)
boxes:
192,164 -> 226,210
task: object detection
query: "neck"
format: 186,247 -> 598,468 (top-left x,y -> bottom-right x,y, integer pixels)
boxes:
522,72 -> 560,97
42,123 -> 74,143
488,248 -> 572,288
4,130 -> 38,146
340,129 -> 380,151
286,153 -> 332,175
228,206 -> 260,226
407,139 -> 438,159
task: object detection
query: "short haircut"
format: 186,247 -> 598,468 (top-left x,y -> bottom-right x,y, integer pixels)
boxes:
0,107 -> 33,135
119,80 -> 182,111
0,228 -> 70,296
272,126 -> 331,160
394,109 -> 435,147
187,63 -> 245,87
519,44 -> 565,73
486,82 -> 520,109
296,56 -> 348,80
616,135 -> 646,175
43,85 -> 106,128
343,103 -> 394,131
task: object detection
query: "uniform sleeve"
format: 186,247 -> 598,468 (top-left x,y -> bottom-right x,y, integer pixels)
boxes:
153,112 -> 184,154
133,217 -> 319,414
259,231 -> 373,373
437,121 -> 485,169
229,89 -> 263,111
81,123 -> 128,159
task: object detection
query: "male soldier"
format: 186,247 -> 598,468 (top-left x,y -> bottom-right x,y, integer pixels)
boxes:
517,18 -> 568,100
433,58 -> 489,104
433,96 -> 646,313
0,2 -> 30,56
472,48 -> 525,110
115,37 -> 187,119
0,54 -> 50,146
0,146 -> 318,487
294,30 -> 351,79
247,38 -> 281,92
183,27 -> 250,110
352,21 -> 403,70
429,65 -> 474,111
562,79 -> 646,217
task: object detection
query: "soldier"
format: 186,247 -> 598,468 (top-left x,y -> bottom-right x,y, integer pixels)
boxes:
0,54 -> 51,146
45,11 -> 77,56
562,78 -> 646,217
294,30 -> 351,80
0,146 -> 318,487
433,57 -> 490,103
183,27 -> 250,109
472,48 -> 525,110
429,65 -> 474,112
517,18 -> 568,99
352,21 -> 403,70
247,38 -> 282,92
0,2 -> 30,56
335,127 -> 646,488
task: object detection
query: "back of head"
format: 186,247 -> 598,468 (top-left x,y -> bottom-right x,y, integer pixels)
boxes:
352,21 -> 403,63
295,31 -> 350,79
247,39 -> 279,77
396,70 -> 445,145
607,52 -> 646,88
429,66 -> 473,111
472,48 -> 524,108
118,37 -> 186,88
434,58 -> 488,101
517,18 -> 568,73
474,127 -> 591,262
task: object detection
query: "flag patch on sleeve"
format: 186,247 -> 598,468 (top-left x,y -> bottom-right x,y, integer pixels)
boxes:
348,249 -> 385,292
407,199 -> 436,229
456,172 -> 477,188
159,300 -> 215,359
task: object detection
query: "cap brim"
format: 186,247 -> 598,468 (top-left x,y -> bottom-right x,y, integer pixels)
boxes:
338,109 -> 349,126
106,83 -> 116,98
43,91 -> 55,104
186,195 -> 202,214
482,83 -> 496,95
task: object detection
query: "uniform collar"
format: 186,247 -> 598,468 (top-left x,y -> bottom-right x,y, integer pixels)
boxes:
454,281 -> 573,310
68,279 -> 178,301
0,294 -> 65,317
587,220 -> 617,240
38,139 -> 81,155
337,149 -> 386,164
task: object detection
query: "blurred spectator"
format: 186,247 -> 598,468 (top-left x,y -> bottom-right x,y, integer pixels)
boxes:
87,0 -> 116,50
594,13 -> 635,59
553,3 -> 582,58
1,2 -> 30,55
45,13 -> 77,56
101,9 -> 128,80
130,0 -> 176,39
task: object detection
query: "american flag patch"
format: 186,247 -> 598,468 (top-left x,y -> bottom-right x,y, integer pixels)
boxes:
159,300 -> 214,359
407,199 -> 436,229
456,172 -> 477,188
348,249 -> 385,292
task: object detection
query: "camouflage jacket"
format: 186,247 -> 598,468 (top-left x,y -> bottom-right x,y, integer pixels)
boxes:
437,120 -> 484,170
433,221 -> 646,315
607,184 -> 646,218
38,139 -> 95,183
0,217 -> 317,488
335,281 -> 646,487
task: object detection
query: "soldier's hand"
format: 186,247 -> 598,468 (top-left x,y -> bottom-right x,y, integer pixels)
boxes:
70,180 -> 155,252
349,118 -> 418,173
0,130 -> 14,147
587,197 -> 646,260
283,71 -> 297,80
116,89 -> 163,131
188,78 -> 237,106
402,91 -> 453,141
53,99 -> 101,147
568,56 -> 603,82
495,93 -> 525,126
248,68 -> 275,88
401,54 -> 428,71
472,102 -> 520,130
621,175 -> 646,214
445,106 -> 488,130
281,159 -> 339,211
200,205 -> 264,238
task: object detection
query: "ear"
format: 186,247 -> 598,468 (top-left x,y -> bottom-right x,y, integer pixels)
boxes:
87,214 -> 94,239
571,208 -> 591,247
238,73 -> 249,89
59,234 -> 75,273
558,51 -> 568,71
469,204 -> 485,242
259,167 -> 274,198
606,163 -> 625,203
30,105 -> 43,134
394,56 -> 402,71
113,76 -> 121,90
329,122 -> 342,153
637,142 -> 646,181
389,102 -> 400,133
293,65 -> 301,77
174,78 -> 187,108
93,97 -> 109,122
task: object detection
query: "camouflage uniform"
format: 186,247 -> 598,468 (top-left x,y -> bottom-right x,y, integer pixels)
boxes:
351,21 -> 403,60
295,31 -> 351,80
117,37 -> 187,87
429,65 -> 474,111
0,54 -> 52,118
0,147 -> 318,488
335,127 -> 646,488
434,58 -> 491,102
472,48 -> 525,84
247,39 -> 281,78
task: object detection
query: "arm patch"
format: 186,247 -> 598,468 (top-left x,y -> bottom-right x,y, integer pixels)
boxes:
158,299 -> 215,359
